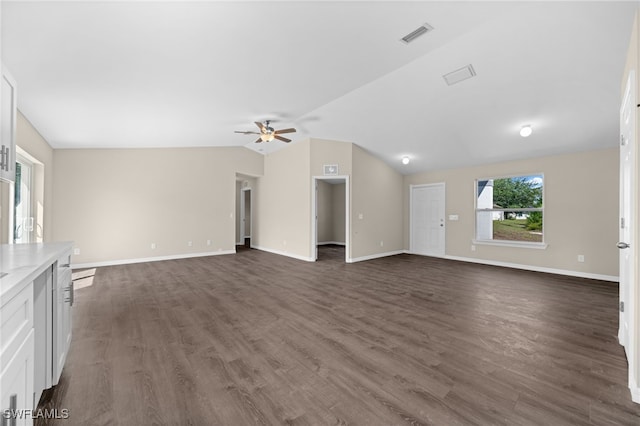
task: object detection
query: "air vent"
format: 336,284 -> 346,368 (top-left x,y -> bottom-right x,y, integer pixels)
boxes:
400,23 -> 434,44
323,164 -> 338,176
443,64 -> 477,86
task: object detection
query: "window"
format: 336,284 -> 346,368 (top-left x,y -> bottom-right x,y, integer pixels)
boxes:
13,155 -> 34,243
475,174 -> 544,246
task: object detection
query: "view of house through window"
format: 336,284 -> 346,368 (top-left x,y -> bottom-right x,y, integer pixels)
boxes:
475,174 -> 543,243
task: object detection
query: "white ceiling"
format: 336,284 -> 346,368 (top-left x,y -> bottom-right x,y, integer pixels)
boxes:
2,1 -> 637,174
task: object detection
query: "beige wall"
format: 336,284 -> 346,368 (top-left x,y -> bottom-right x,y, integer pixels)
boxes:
310,138 -> 352,176
255,138 -> 402,261
0,111 -> 54,243
351,145 -> 404,259
332,183 -> 346,244
316,180 -> 333,243
403,148 -> 619,277
53,147 -> 263,264
254,140 -> 311,259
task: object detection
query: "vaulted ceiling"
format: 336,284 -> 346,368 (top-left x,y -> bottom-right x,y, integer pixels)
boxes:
2,1 -> 636,174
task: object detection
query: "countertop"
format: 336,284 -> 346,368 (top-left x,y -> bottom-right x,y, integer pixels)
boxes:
0,242 -> 74,303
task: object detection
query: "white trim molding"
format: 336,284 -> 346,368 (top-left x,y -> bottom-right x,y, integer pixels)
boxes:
403,251 -> 618,282
251,245 -> 315,262
631,374 -> 640,404
317,241 -> 346,246
72,250 -> 236,269
472,239 -> 548,250
347,250 -> 404,264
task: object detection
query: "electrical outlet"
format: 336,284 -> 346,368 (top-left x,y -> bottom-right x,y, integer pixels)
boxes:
206,240 -> 212,246
380,241 -> 384,247
151,243 -> 156,250
188,241 -> 193,247
358,213 -> 364,220
73,248 -> 80,255
471,245 -> 476,252
577,255 -> 585,263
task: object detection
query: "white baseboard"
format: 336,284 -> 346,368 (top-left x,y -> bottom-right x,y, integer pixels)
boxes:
631,375 -> 640,404
347,250 -> 404,264
317,241 -> 346,246
251,245 -> 315,262
404,251 -> 618,282
72,250 -> 236,269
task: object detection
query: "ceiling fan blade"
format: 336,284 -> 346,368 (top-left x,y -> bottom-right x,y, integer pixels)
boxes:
274,128 -> 296,134
274,135 -> 291,143
254,122 -> 265,132
235,131 -> 260,135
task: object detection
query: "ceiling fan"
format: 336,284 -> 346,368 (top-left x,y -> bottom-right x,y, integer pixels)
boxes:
234,120 -> 296,143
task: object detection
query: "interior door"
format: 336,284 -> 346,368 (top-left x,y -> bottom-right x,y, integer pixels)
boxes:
619,70 -> 636,386
410,183 -> 445,256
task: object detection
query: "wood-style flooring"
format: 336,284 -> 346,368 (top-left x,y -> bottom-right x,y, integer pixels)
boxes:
37,246 -> 640,425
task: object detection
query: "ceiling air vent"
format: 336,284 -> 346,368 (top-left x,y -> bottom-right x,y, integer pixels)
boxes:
400,23 -> 434,44
443,64 -> 477,86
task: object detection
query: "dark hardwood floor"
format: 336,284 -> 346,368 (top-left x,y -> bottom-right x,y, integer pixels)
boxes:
37,247 -> 640,425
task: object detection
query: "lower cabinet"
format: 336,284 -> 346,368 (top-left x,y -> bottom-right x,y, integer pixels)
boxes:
0,329 -> 34,426
53,255 -> 72,385
0,244 -> 74,425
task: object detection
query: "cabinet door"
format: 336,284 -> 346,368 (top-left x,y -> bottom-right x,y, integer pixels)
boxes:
0,67 -> 17,183
53,265 -> 72,386
0,329 -> 34,426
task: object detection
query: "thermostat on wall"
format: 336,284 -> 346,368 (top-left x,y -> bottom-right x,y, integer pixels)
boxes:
323,164 -> 338,175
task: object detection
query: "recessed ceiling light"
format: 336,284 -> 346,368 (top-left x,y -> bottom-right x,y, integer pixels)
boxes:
520,125 -> 533,137
402,156 -> 410,165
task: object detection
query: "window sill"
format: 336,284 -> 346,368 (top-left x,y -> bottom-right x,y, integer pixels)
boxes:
472,239 -> 548,250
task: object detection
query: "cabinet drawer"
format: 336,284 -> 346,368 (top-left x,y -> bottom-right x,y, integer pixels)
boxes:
0,281 -> 33,372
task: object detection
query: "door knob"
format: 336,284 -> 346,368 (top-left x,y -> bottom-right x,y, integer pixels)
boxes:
617,242 -> 630,249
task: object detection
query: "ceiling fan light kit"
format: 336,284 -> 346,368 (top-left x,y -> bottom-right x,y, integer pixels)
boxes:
235,120 -> 297,143
402,156 -> 410,165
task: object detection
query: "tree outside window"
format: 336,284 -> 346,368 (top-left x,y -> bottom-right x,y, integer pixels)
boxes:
476,175 -> 543,243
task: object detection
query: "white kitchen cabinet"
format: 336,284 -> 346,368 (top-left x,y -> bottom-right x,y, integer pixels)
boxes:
0,282 -> 34,426
1,243 -> 74,425
1,67 -> 17,183
52,252 -> 72,385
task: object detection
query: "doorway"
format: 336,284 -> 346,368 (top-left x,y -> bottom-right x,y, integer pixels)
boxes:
311,176 -> 349,262
410,183 -> 446,257
240,188 -> 252,248
619,70 -> 637,401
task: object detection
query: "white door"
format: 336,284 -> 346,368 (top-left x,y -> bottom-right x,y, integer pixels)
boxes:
410,183 -> 445,256
619,71 -> 636,390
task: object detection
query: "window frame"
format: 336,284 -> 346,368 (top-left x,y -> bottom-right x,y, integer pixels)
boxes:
473,173 -> 547,249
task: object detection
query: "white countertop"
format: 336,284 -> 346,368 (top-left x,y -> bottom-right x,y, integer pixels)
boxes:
0,242 -> 74,303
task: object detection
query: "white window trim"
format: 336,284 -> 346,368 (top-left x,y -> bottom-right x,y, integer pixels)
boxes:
472,239 -> 548,249
474,173 -> 545,249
